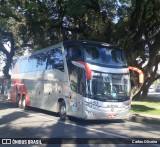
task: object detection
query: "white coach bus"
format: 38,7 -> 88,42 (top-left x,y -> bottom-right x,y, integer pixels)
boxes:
10,40 -> 131,120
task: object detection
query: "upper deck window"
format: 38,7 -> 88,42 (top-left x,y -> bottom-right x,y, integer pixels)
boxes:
64,45 -> 82,61
84,44 -> 127,67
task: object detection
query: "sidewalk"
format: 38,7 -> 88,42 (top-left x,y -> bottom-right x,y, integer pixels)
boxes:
129,113 -> 160,125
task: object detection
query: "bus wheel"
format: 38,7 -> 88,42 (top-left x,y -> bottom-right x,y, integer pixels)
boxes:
16,94 -> 20,107
59,101 -> 66,121
22,97 -> 27,110
18,98 -> 22,108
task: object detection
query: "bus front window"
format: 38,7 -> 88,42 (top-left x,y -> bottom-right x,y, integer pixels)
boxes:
86,71 -> 130,101
84,44 -> 127,67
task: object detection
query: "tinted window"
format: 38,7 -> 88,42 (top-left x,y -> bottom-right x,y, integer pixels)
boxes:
84,45 -> 127,67
35,52 -> 47,71
46,47 -> 64,71
65,45 -> 82,61
69,66 -> 78,92
17,58 -> 28,73
78,67 -> 86,95
68,65 -> 86,95
15,47 -> 64,73
28,52 -> 47,72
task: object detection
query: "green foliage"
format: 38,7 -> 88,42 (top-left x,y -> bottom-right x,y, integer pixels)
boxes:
0,0 -> 160,97
66,0 -> 88,19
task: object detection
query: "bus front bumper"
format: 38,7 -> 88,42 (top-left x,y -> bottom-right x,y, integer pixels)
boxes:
83,106 -> 131,120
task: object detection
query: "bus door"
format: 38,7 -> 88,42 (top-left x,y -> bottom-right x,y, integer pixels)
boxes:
64,44 -> 85,118
68,65 -> 86,118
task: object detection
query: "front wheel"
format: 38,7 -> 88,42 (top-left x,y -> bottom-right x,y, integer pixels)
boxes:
59,101 -> 66,121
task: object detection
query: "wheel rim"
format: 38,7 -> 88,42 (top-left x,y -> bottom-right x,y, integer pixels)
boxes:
60,106 -> 66,116
22,99 -> 26,108
18,99 -> 21,108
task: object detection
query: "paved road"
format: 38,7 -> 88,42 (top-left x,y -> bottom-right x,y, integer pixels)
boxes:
0,99 -> 160,147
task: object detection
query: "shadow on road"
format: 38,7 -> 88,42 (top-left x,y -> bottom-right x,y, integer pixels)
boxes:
26,106 -> 126,125
0,100 -> 159,147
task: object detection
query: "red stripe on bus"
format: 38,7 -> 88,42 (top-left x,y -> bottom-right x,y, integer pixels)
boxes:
21,80 -> 30,106
77,61 -> 92,80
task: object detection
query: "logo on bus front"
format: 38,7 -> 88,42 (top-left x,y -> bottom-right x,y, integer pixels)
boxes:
111,108 -> 114,112
107,104 -> 118,108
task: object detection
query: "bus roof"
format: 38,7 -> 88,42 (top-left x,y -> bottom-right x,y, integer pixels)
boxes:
63,40 -> 115,47
14,40 -> 119,61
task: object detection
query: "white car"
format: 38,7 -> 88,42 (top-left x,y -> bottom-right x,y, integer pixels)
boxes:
155,85 -> 160,92
149,85 -> 156,93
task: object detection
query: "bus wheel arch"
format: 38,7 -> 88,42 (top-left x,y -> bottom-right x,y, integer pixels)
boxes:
58,98 -> 67,121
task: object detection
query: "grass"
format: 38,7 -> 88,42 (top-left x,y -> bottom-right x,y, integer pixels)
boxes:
131,97 -> 160,116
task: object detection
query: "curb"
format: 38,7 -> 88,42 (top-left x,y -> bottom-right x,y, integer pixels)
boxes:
129,114 -> 160,125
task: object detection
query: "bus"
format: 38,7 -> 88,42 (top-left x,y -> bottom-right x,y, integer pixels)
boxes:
10,40 -> 131,120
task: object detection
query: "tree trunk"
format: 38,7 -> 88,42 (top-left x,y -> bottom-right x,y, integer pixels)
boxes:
1,32 -> 15,79
133,75 -> 155,100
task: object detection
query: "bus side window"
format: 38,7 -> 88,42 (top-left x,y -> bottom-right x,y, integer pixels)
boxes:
37,52 -> 47,70
28,57 -> 32,72
78,68 -> 86,96
68,66 -> 86,95
46,47 -> 64,71
54,48 -> 64,70
65,45 -> 82,62
70,66 -> 78,92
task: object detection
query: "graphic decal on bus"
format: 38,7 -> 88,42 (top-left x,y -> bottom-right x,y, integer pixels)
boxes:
11,63 -> 31,106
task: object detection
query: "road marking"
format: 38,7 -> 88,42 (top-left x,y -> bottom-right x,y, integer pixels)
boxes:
24,110 -> 127,138
27,114 -> 160,147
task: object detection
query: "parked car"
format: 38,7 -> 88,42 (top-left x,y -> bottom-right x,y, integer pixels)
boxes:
149,85 -> 156,93
155,85 -> 160,92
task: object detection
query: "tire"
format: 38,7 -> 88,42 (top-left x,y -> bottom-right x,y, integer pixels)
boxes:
59,101 -> 66,121
22,97 -> 27,110
18,97 -> 22,108
16,93 -> 21,108
16,94 -> 20,107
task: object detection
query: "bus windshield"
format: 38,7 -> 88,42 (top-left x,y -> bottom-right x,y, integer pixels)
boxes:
86,71 -> 130,101
84,44 -> 127,67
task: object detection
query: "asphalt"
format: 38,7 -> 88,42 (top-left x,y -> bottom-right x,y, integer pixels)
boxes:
0,96 -> 160,125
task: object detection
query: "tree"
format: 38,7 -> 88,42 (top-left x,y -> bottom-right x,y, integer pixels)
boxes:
1,0 -> 160,100
0,0 -> 18,79
113,0 -> 160,99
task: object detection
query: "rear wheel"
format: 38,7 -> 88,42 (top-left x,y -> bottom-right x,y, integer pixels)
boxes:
22,96 -> 27,110
16,93 -> 20,107
18,97 -> 22,108
59,101 -> 66,121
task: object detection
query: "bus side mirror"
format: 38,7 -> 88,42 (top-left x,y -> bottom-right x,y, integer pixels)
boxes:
129,66 -> 144,84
